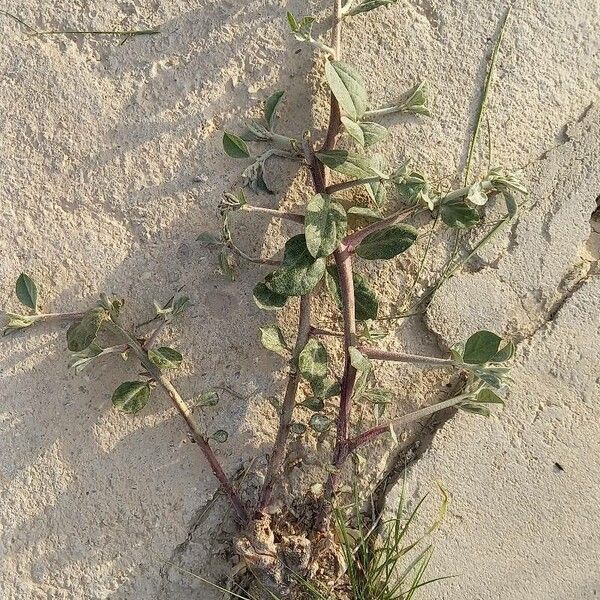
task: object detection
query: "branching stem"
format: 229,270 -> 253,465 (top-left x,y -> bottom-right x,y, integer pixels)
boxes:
243,205 -> 305,224
326,176 -> 384,195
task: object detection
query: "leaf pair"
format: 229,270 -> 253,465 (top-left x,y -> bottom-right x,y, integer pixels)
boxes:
453,330 -> 515,365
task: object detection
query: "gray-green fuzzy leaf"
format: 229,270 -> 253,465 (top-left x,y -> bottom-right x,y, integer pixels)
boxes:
112,381 -> 151,414
16,273 -> 39,312
223,132 -> 250,158
342,117 -> 388,148
67,308 -> 108,352
347,206 -> 383,221
309,413 -> 332,433
316,150 -> 385,179
260,325 -> 289,357
440,199 -> 480,229
463,330 -> 503,364
299,338 -> 328,382
349,346 -> 372,400
325,61 -> 368,120
265,235 -> 325,296
347,0 -> 399,16
253,282 -> 288,311
355,225 -> 417,260
325,265 -> 379,321
148,346 -> 183,369
477,388 -> 505,405
305,194 -> 347,258
197,390 -> 220,407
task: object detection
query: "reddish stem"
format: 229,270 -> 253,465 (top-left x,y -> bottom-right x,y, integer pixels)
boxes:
256,295 -> 312,514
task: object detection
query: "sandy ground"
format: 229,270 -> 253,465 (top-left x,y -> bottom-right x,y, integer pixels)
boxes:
0,0 -> 598,598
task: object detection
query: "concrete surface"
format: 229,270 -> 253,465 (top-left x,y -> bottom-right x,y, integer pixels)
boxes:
0,0 -> 598,598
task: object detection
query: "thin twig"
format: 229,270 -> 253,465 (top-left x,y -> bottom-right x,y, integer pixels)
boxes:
107,320 -> 249,523
257,294 -> 312,513
348,393 -> 472,451
463,6 -> 511,185
358,346 -> 454,367
244,205 -> 305,224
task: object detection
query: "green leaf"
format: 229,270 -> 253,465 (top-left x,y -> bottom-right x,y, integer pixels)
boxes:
440,198 -> 480,229
16,273 -> 39,312
196,232 -> 222,246
222,132 -> 250,158
360,387 -> 393,404
242,159 -> 274,194
325,265 -> 379,321
3,313 -> 40,335
196,390 -> 220,407
301,397 -> 325,411
477,388 -> 505,405
316,150 -> 385,178
212,430 -> 229,443
342,117 -> 388,147
347,206 -> 383,220
112,381 -> 151,414
69,342 -> 105,372
459,402 -> 491,417
463,330 -> 503,364
287,13 -> 315,42
291,422 -> 307,434
355,225 -> 417,260
305,193 -> 347,258
265,235 -> 326,296
504,192 -> 519,219
298,338 -> 328,382
309,413 -> 332,433
365,153 -> 388,208
260,325 -> 289,357
491,341 -> 515,363
311,376 -> 341,400
400,81 -> 431,116
67,308 -> 108,352
253,282 -> 288,311
264,90 -> 285,129
349,346 -> 372,400
325,61 -> 368,120
148,346 -> 183,369
347,0 -> 399,16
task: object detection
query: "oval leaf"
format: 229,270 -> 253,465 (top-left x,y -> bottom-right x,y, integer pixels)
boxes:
309,413 -> 332,433
325,61 -> 368,120
463,330 -> 503,364
316,150 -> 385,179
298,338 -> 328,382
253,282 -> 288,311
212,430 -> 229,443
67,308 -> 108,353
112,381 -> 151,414
223,132 -> 250,158
355,225 -> 417,260
16,273 -> 39,312
265,235 -> 326,296
440,199 -> 480,229
260,325 -> 289,357
305,194 -> 347,258
148,346 -> 183,369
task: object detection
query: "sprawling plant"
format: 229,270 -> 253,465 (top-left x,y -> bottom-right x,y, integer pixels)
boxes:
4,1 -> 526,597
